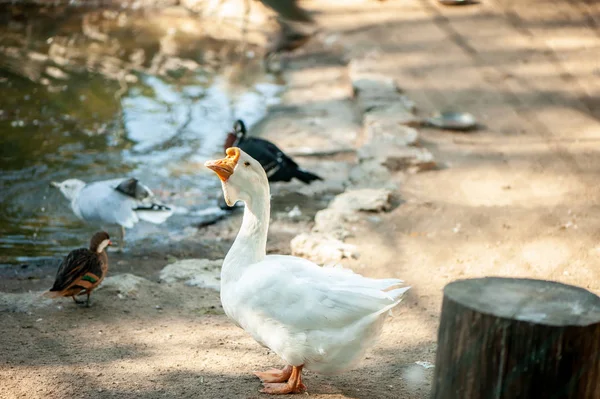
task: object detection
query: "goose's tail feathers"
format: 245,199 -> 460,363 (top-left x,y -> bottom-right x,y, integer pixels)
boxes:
386,286 -> 411,302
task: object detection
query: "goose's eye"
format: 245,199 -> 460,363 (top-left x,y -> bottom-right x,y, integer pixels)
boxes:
244,161 -> 250,167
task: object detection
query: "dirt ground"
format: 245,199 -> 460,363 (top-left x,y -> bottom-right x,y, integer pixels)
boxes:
1,0 -> 600,398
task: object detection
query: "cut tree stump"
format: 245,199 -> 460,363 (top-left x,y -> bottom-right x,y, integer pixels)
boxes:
431,277 -> 600,399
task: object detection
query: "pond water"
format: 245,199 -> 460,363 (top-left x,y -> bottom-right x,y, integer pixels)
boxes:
0,6 -> 283,265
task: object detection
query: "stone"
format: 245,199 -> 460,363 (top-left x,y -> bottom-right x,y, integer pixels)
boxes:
186,270 -> 221,292
272,160 -> 351,197
296,161 -> 351,196
329,188 -> 393,213
349,59 -> 411,112
352,81 -> 404,113
364,105 -> 420,144
160,259 -> 223,292
313,208 -> 360,239
383,147 -> 436,172
358,139 -> 436,172
349,160 -> 397,190
351,75 -> 398,96
0,292 -> 53,313
100,274 -> 150,298
291,233 -> 359,264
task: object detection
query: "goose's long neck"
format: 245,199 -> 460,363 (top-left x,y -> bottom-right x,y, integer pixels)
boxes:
222,186 -> 270,283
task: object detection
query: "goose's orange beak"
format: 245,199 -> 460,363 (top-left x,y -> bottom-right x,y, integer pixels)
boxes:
205,147 -> 241,182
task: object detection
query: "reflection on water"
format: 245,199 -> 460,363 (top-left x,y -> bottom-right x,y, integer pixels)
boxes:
0,5 -> 282,265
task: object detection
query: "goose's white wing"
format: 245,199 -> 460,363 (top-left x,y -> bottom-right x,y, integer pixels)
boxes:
236,255 -> 408,330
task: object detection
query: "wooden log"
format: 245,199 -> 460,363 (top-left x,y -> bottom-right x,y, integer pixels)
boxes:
431,277 -> 600,399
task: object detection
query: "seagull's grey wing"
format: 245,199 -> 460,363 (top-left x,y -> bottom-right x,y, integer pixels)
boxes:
114,178 -> 153,200
76,183 -> 139,228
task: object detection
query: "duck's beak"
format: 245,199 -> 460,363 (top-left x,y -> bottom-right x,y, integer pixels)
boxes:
50,182 -> 60,188
108,240 -> 113,246
205,147 -> 241,182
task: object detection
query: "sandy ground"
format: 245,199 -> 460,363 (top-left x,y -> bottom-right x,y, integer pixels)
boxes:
2,0 -> 600,398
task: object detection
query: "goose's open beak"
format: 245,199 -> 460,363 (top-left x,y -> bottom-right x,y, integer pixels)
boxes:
205,147 -> 241,182
50,182 -> 60,188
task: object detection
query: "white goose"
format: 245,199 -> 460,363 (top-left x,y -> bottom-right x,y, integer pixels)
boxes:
205,147 -> 410,395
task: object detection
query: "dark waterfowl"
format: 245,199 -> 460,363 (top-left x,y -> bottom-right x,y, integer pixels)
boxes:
44,231 -> 111,307
221,120 -> 322,211
224,119 -> 323,184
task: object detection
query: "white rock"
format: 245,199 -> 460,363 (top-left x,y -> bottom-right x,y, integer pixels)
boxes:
329,189 -> 393,213
349,160 -> 397,190
313,208 -> 360,239
270,160 -> 351,197
351,76 -> 398,96
359,143 -> 436,172
287,205 -> 302,219
100,273 -> 149,298
291,233 -> 359,264
0,292 -> 53,313
186,269 -> 221,292
415,361 -> 435,369
45,66 -> 68,80
364,106 -> 420,144
349,60 -> 411,112
160,259 -> 223,292
367,216 -> 382,224
297,160 -> 352,196
296,178 -> 347,197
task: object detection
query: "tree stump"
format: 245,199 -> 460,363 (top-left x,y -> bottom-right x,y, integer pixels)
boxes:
431,277 -> 600,399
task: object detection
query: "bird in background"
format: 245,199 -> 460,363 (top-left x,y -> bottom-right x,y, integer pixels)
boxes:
221,119 -> 323,210
224,119 -> 323,184
51,177 -> 173,250
43,231 -> 111,307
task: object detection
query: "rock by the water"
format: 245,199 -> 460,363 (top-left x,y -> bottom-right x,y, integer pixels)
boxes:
100,274 -> 150,298
349,57 -> 414,113
160,259 -> 223,292
329,188 -> 393,212
382,146 -> 436,172
291,233 -> 359,264
0,292 -> 52,313
349,160 -> 396,190
364,105 -> 420,144
358,133 -> 435,172
313,208 -> 360,239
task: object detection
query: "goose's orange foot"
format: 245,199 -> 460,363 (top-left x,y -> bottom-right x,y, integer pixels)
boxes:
254,365 -> 293,383
260,382 -> 307,395
258,365 -> 306,395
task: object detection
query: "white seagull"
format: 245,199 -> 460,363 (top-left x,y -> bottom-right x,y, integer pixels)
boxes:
51,177 -> 173,249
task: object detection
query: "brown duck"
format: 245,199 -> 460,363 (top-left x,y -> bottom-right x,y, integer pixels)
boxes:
44,231 -> 111,307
